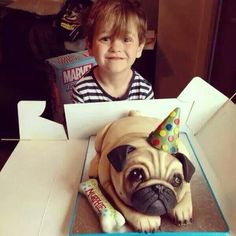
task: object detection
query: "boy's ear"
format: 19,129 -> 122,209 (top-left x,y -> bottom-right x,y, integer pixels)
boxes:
136,42 -> 145,58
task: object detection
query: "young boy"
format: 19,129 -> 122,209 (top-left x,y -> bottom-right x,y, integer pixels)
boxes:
72,0 -> 154,103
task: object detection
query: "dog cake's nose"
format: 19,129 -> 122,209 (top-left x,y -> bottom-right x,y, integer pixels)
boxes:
152,184 -> 164,193
131,184 -> 177,216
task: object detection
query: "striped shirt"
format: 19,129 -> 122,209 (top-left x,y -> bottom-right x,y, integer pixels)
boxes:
72,67 -> 154,103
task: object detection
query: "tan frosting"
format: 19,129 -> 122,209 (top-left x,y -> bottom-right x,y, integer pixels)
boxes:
88,112 -> 194,232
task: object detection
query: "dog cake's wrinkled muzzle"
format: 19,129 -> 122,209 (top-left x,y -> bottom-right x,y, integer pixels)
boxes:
131,184 -> 177,216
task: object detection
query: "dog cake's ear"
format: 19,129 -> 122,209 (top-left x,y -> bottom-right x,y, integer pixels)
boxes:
107,145 -> 136,172
173,152 -> 195,182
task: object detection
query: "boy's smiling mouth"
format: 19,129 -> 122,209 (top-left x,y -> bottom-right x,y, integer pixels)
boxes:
108,57 -> 123,60
106,55 -> 125,60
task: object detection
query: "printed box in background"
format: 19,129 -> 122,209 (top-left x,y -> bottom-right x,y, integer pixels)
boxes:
46,50 -> 96,122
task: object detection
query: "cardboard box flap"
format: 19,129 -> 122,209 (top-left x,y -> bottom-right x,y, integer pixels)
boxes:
178,77 -> 229,134
195,99 -> 236,233
18,101 -> 67,140
0,139 -> 88,236
17,77 -> 228,141
64,99 -> 194,139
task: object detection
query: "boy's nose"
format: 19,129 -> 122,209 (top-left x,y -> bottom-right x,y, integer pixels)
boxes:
110,39 -> 123,52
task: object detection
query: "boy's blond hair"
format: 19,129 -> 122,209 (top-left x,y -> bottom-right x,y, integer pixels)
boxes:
87,0 -> 147,45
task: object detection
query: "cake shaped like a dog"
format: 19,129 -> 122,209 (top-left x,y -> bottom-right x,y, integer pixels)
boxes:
85,108 -> 195,232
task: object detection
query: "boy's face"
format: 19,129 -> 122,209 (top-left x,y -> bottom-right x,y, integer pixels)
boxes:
88,20 -> 145,75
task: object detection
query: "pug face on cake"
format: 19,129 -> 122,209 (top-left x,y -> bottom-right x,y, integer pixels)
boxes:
89,108 -> 195,232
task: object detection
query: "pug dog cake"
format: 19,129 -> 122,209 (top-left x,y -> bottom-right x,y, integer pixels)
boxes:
80,108 -> 195,232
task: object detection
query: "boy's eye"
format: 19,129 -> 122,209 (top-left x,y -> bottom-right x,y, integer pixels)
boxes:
124,37 -> 133,43
100,36 -> 110,42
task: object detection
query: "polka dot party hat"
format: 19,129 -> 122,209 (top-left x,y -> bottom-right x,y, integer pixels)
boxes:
147,107 -> 180,154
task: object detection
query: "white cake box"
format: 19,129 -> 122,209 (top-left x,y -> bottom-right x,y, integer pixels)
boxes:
0,77 -> 235,236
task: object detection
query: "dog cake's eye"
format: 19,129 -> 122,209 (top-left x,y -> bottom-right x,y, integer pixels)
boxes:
128,168 -> 145,182
170,173 -> 182,187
